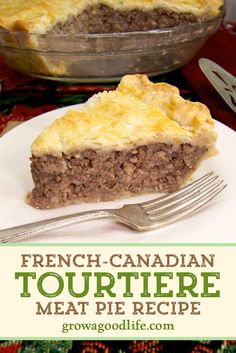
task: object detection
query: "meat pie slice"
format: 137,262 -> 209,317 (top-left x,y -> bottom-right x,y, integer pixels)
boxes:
28,74 -> 217,209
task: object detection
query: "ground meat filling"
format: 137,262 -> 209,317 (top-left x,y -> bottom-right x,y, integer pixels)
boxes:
50,4 -> 199,34
29,143 -> 206,209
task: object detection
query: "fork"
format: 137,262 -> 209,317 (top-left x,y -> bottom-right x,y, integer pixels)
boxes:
0,171 -> 226,243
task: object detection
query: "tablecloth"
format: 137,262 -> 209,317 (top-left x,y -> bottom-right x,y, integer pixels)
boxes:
1,340 -> 236,353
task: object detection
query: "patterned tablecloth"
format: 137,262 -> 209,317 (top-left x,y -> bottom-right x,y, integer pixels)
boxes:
0,340 -> 236,353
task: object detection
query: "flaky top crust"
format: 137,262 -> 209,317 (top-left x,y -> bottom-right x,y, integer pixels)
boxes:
0,0 -> 224,34
31,74 -> 217,157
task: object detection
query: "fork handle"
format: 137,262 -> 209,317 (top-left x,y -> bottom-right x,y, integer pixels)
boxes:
0,209 -> 114,243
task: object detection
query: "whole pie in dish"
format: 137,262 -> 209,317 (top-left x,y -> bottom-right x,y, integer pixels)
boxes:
28,74 -> 217,209
0,0 -> 224,34
0,1 -> 224,79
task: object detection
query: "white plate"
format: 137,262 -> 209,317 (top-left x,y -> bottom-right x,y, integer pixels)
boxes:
0,104 -> 235,243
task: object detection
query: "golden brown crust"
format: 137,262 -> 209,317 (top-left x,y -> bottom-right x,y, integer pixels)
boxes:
31,74 -> 217,157
0,0 -> 224,33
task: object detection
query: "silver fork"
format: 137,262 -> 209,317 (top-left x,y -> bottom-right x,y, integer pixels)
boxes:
0,172 -> 226,243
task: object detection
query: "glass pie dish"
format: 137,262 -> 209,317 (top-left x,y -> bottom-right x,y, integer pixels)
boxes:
0,9 -> 224,83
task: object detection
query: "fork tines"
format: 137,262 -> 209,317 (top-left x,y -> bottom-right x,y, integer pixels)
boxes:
142,172 -> 227,225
